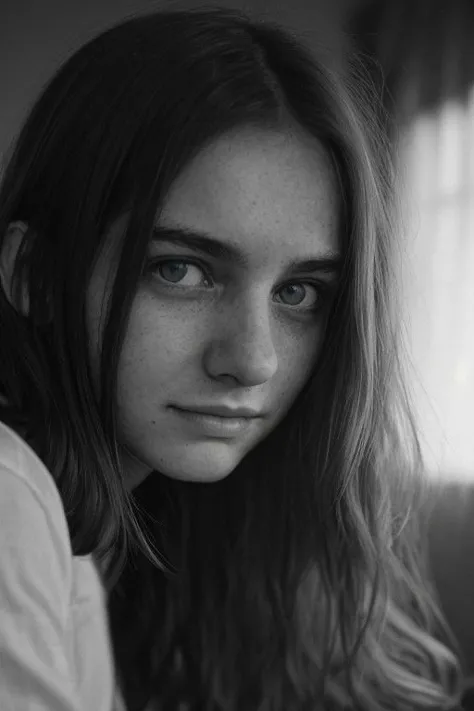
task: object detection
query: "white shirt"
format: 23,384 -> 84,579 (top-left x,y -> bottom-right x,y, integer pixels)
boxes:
0,420 -> 124,711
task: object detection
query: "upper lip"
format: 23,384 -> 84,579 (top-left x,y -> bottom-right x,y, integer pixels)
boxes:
172,404 -> 263,418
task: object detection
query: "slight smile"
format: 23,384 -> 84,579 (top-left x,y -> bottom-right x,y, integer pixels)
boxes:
169,405 -> 262,438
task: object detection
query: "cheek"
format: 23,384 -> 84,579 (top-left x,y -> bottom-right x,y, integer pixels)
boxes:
276,326 -> 324,397
116,295 -> 206,390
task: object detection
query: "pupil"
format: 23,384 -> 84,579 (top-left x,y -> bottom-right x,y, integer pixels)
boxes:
282,284 -> 304,305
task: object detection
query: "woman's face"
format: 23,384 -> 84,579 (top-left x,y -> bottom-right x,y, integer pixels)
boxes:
87,127 -> 342,488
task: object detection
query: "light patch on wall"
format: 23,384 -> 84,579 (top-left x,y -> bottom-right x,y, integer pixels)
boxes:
402,93 -> 474,482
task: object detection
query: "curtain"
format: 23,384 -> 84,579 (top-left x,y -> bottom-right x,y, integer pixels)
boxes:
351,0 -> 474,481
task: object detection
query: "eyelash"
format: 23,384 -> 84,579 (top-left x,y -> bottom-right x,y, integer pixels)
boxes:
145,257 -> 331,313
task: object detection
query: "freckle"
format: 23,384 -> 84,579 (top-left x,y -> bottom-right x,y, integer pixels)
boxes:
151,420 -> 156,425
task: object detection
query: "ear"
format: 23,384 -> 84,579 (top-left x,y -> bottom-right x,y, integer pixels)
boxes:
0,221 -> 30,315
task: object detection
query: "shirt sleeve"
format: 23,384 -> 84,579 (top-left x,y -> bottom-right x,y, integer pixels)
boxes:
0,462 -> 82,711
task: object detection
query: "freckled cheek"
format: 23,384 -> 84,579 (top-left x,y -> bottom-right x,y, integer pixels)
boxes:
117,305 -> 206,387
275,329 -> 322,399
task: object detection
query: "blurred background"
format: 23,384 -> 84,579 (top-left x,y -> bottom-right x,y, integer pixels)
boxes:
1,0 -> 473,678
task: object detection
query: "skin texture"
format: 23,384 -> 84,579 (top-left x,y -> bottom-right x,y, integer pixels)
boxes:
87,127 -> 341,488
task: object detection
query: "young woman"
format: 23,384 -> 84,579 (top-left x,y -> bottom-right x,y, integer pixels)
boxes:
0,6 -> 466,711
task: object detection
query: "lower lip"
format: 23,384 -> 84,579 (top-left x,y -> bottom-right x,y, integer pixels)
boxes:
170,407 -> 256,438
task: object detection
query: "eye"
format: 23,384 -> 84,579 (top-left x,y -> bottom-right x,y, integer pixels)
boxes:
150,259 -> 212,288
276,282 -> 323,310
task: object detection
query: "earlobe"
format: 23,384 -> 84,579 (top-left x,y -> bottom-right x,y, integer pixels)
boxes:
0,221 -> 30,315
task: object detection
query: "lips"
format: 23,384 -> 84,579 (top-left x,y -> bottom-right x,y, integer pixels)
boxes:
170,404 -> 263,419
169,405 -> 258,438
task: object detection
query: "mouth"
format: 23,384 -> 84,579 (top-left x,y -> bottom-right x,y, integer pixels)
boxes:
169,405 -> 259,438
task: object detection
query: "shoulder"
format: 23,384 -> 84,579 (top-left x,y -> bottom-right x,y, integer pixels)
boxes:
0,420 -> 68,523
0,424 -> 88,708
0,420 -> 72,591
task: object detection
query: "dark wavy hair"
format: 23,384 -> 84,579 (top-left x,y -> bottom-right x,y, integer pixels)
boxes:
0,6 -> 464,711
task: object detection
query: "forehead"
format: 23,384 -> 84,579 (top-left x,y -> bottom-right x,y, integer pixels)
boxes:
159,127 -> 341,267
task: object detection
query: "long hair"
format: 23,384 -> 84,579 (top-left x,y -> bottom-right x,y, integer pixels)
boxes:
0,7 -> 463,710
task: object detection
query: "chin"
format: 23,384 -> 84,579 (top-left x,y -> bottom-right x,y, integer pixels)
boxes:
160,463 -> 236,483
156,444 -> 244,483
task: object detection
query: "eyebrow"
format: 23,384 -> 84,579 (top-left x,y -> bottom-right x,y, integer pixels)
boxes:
151,225 -> 343,276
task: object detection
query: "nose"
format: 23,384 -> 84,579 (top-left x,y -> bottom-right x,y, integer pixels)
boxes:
202,298 -> 278,387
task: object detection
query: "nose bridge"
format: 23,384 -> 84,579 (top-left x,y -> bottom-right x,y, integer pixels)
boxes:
205,289 -> 278,385
237,294 -> 276,356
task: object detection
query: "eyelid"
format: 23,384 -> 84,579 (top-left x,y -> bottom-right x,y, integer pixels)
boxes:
147,256 -> 215,287
275,279 -> 331,310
